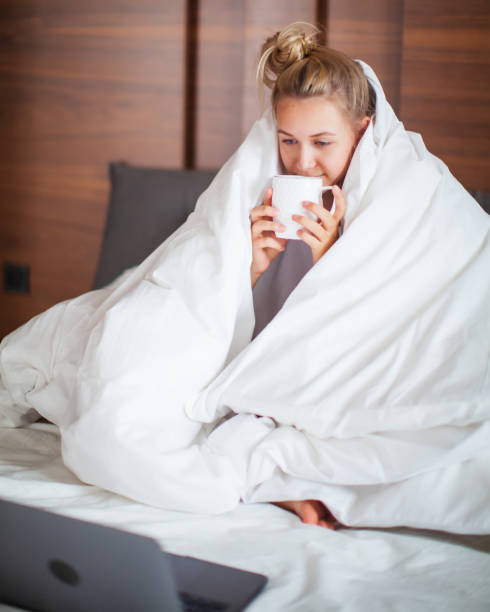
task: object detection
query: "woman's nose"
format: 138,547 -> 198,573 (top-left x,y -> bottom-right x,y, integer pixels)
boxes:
295,146 -> 316,172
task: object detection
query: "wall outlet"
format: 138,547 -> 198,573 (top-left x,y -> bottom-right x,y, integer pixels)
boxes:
3,262 -> 30,294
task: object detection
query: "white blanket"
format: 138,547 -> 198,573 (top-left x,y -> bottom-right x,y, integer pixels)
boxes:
2,424 -> 490,612
1,63 -> 489,533
0,423 -> 490,612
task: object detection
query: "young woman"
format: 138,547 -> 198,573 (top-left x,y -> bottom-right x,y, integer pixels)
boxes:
250,23 -> 376,527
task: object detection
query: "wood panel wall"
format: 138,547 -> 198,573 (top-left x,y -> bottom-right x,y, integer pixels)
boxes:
326,0 -> 404,114
194,0 -> 317,169
400,0 -> 490,191
0,1 -> 186,337
1,0 -> 489,338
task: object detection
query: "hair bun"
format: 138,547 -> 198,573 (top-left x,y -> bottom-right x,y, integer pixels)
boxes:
258,22 -> 319,88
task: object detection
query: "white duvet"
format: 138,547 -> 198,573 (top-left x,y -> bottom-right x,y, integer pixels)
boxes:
2,424 -> 490,612
1,63 -> 489,534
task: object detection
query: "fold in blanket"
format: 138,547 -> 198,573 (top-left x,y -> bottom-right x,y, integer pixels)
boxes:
1,62 -> 489,533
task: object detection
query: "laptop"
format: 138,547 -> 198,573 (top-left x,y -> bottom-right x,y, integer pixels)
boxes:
0,498 -> 267,611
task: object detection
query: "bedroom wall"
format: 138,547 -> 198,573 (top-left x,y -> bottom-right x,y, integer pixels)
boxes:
0,0 -> 186,338
1,0 -> 489,339
400,0 -> 490,190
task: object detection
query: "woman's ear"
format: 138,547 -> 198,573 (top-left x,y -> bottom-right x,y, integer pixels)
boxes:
359,115 -> 371,134
355,115 -> 371,144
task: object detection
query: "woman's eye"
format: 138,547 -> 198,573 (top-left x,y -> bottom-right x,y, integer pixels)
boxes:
281,138 -> 296,145
316,140 -> 330,147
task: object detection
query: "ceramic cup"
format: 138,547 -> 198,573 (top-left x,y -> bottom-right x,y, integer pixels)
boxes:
272,175 -> 333,240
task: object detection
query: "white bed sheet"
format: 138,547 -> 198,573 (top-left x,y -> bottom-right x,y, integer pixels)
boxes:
1,423 -> 489,611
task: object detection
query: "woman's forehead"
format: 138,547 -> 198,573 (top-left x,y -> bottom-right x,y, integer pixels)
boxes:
275,96 -> 348,135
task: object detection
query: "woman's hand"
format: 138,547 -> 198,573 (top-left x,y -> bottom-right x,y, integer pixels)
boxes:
250,187 -> 287,288
293,184 -> 346,264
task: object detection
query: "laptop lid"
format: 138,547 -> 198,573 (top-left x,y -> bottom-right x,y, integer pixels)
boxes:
0,498 -> 181,611
0,498 -> 267,612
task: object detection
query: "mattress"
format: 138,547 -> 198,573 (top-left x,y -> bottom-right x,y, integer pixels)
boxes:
0,422 -> 489,611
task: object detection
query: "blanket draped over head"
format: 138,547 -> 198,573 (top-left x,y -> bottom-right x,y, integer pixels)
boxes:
1,63 -> 489,534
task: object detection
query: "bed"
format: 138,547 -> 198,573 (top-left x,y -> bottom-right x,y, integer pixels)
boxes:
1,163 -> 489,611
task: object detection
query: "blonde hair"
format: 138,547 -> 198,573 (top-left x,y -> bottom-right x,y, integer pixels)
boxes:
257,22 -> 376,125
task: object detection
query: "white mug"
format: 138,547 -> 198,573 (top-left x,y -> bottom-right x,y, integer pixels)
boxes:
272,175 -> 333,240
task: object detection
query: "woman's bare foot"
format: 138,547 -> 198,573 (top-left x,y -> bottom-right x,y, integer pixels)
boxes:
273,500 -> 339,529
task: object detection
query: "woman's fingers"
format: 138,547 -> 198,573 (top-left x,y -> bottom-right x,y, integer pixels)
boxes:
250,187 -> 274,220
264,186 -> 273,206
252,219 -> 286,238
250,187 -> 287,287
250,189 -> 286,239
307,200 -> 333,229
296,227 -> 319,250
294,206 -> 331,240
250,205 -> 278,223
331,184 -> 346,222
292,187 -> 347,263
254,236 -> 286,251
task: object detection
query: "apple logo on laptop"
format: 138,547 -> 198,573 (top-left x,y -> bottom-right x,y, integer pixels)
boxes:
48,559 -> 81,586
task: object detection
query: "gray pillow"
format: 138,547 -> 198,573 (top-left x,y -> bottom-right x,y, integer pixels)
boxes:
471,190 -> 490,214
93,163 -> 216,289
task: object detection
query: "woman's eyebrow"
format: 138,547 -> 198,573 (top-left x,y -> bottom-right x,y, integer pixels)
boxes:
277,129 -> 336,137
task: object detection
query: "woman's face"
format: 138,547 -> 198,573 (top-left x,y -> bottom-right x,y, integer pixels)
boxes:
276,95 -> 369,187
